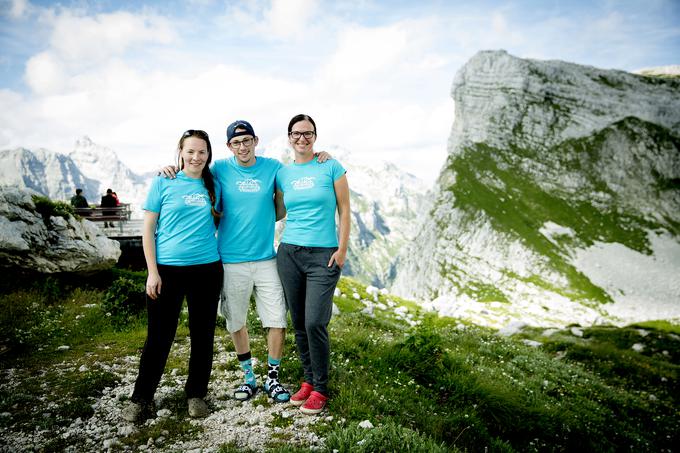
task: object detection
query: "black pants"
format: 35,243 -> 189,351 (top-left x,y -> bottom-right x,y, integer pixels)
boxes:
276,243 -> 341,395
131,261 -> 223,403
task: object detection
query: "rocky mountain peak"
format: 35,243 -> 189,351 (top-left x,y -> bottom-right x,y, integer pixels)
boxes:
393,50 -> 680,328
448,50 -> 680,159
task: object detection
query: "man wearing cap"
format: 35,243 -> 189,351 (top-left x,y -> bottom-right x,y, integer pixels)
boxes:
161,120 -> 330,404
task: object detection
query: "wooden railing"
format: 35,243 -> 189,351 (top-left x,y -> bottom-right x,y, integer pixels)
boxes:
75,204 -> 132,231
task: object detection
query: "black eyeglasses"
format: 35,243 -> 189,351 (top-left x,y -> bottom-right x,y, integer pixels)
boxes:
289,131 -> 316,140
229,137 -> 254,148
182,129 -> 209,139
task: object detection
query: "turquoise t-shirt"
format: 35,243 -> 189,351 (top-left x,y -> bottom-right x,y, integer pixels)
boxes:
277,159 -> 346,247
212,156 -> 282,263
143,172 -> 220,266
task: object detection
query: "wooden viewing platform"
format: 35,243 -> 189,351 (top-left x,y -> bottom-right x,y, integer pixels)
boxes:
75,204 -> 133,234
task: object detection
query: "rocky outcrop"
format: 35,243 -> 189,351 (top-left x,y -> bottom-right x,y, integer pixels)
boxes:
0,187 -> 120,273
393,50 -> 680,327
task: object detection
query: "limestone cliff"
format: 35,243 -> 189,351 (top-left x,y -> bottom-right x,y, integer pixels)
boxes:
392,50 -> 680,327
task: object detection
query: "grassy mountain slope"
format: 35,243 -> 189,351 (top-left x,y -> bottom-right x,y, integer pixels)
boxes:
443,117 -> 680,304
399,117 -> 680,321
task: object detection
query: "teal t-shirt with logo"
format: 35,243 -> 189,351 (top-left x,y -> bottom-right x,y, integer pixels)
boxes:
276,159 -> 346,247
143,172 -> 220,265
212,156 -> 282,263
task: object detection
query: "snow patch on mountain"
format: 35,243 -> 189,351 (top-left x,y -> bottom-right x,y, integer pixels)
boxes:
572,232 -> 680,322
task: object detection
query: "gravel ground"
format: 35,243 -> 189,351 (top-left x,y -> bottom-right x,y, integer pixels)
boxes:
0,334 -> 332,452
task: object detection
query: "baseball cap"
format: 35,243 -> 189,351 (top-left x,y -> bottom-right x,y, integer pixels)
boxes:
226,120 -> 255,142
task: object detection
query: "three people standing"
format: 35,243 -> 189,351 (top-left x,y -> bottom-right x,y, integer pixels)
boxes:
125,114 -> 349,422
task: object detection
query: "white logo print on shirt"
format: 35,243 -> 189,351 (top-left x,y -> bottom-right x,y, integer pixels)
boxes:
291,176 -> 316,190
237,178 -> 261,193
183,193 -> 208,206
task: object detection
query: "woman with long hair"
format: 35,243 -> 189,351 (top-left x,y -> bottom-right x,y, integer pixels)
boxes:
122,129 -> 223,422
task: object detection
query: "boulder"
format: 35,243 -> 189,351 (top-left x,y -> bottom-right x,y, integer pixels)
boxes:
0,186 -> 120,272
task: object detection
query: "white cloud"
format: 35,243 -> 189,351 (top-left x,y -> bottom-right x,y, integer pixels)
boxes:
49,11 -> 175,62
221,0 -> 321,41
320,23 -> 409,83
9,8 -> 456,181
20,9 -> 176,98
24,52 -> 66,94
265,0 -> 319,39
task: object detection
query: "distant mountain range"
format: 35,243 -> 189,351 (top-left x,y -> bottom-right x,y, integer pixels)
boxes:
0,136 -> 151,214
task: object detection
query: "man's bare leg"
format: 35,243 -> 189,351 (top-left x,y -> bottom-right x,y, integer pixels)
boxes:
265,327 -> 290,401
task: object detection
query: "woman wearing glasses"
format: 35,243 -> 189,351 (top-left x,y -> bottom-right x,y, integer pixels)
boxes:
276,114 -> 351,415
122,129 -> 223,423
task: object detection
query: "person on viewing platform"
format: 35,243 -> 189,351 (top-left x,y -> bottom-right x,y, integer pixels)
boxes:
70,188 -> 89,208
276,114 -> 350,415
160,120 -> 331,405
122,129 -> 223,423
100,188 -> 118,227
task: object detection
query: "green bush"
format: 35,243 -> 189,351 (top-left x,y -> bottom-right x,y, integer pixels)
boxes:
36,275 -> 66,305
32,195 -> 75,226
102,276 -> 146,329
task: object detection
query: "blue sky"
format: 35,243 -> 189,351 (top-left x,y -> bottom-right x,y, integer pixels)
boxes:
1,0 -> 679,182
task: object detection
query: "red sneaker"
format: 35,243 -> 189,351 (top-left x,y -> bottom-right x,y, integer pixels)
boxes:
290,382 -> 314,407
300,391 -> 328,415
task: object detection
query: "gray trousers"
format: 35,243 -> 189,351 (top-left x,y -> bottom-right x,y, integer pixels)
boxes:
276,243 -> 342,395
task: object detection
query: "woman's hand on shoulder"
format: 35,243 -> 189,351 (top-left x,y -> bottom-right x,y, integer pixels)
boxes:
314,151 -> 333,163
158,165 -> 179,178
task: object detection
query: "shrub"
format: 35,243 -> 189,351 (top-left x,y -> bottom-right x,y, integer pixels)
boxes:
102,276 -> 146,329
32,195 -> 75,227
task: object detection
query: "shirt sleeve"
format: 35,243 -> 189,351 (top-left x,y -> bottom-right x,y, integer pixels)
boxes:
331,159 -> 347,181
143,176 -> 162,213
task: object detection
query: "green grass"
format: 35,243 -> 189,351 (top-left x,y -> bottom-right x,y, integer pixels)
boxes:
1,272 -> 678,452
320,314 -> 679,452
